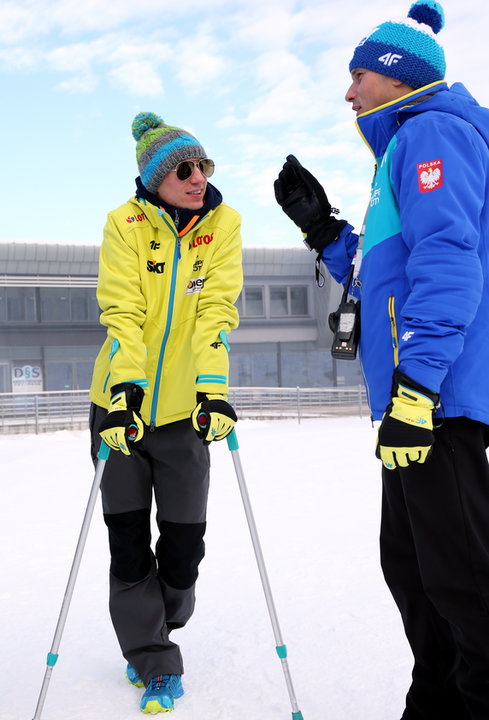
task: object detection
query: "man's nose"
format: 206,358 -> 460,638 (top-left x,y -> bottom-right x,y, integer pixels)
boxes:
190,166 -> 206,182
345,83 -> 355,102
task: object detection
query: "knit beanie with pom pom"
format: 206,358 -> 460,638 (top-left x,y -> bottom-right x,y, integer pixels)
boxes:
349,0 -> 446,89
132,112 -> 207,194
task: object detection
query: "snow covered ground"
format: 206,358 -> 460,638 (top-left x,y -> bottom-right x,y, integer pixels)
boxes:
1,417 -> 414,720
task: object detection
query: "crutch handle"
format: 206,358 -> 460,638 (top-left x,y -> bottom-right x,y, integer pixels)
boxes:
226,429 -> 239,451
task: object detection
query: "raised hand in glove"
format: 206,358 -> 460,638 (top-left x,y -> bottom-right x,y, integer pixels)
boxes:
274,154 -> 347,253
191,393 -> 237,445
98,383 -> 145,455
376,370 -> 439,470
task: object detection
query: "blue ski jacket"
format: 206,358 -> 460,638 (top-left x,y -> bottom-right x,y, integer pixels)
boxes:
323,81 -> 489,423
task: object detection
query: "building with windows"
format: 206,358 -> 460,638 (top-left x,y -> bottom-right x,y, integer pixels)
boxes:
0,242 -> 362,393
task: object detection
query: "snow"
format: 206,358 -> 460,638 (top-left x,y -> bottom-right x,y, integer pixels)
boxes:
1,417 -> 413,720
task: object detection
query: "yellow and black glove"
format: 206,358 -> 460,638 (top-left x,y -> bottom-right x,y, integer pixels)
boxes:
376,370 -> 439,470
98,383 -> 145,455
191,393 -> 237,445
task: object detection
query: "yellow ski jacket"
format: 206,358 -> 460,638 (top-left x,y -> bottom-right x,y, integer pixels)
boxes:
89,194 -> 242,428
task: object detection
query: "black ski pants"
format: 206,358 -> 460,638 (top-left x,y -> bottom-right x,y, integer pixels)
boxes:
380,416 -> 489,720
90,405 -> 210,684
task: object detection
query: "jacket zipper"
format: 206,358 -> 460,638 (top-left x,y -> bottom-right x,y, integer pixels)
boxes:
357,342 -> 374,425
388,296 -> 399,367
149,223 -> 180,430
148,212 -> 208,430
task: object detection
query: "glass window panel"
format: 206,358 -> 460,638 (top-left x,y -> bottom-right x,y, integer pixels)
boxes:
0,290 -> 6,322
244,287 -> 264,317
290,286 -> 308,315
6,287 -> 36,322
75,360 -> 95,390
70,288 -> 89,321
88,290 -> 100,321
45,362 -> 73,390
40,288 -> 69,322
270,287 -> 288,316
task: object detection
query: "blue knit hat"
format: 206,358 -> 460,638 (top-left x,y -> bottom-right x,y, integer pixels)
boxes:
349,0 -> 446,90
132,112 -> 207,194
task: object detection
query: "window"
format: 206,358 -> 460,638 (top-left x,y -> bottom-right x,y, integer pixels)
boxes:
44,346 -> 99,390
1,287 -> 37,322
40,288 -> 69,322
40,287 -> 99,323
290,286 -> 308,315
270,287 -> 288,316
270,286 -> 309,317
237,285 -> 309,318
236,286 -> 265,317
70,288 -> 100,322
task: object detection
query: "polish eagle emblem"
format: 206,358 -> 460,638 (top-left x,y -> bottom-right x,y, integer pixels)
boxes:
417,159 -> 443,193
420,167 -> 441,190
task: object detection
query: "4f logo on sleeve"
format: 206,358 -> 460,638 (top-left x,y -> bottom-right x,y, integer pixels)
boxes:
417,159 -> 443,193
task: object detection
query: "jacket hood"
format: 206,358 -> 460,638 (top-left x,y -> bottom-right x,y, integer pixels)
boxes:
356,81 -> 489,161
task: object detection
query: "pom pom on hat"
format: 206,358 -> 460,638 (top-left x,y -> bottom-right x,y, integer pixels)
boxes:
131,112 -> 165,142
408,0 -> 444,34
132,111 -> 207,194
349,0 -> 446,90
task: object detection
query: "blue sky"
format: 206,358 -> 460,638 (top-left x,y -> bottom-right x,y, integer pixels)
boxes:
1,0 -> 486,248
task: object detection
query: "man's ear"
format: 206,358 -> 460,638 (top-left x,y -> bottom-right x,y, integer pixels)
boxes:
390,76 -> 413,93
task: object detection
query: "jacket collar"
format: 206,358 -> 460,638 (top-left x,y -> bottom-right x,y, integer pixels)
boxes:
134,176 -> 223,235
355,81 -> 448,162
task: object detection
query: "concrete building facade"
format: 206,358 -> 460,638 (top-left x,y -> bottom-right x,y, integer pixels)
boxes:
0,242 -> 362,393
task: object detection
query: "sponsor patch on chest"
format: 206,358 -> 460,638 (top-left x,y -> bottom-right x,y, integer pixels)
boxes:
417,159 -> 443,193
186,276 -> 206,295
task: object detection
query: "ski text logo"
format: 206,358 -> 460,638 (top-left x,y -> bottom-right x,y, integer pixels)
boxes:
147,260 -> 165,274
189,233 -> 213,250
126,212 -> 147,223
378,53 -> 403,66
417,159 -> 443,192
186,277 -> 206,295
402,331 -> 415,342
370,188 -> 381,207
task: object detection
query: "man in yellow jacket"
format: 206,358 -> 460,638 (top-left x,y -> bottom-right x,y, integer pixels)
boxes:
89,112 -> 243,713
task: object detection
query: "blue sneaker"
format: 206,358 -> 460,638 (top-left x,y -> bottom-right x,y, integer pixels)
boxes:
126,663 -> 144,688
140,674 -> 184,713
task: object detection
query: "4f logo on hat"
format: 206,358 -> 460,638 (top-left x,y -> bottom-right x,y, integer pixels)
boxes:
417,159 -> 443,193
378,53 -> 403,66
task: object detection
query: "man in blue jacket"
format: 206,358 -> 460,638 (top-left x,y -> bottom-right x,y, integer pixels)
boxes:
275,1 -> 489,717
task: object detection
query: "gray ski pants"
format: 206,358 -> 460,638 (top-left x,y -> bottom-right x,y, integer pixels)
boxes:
90,405 -> 210,684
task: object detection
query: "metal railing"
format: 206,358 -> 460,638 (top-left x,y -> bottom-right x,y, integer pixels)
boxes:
0,386 -> 368,435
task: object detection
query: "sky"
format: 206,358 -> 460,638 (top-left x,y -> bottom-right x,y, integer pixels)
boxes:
2,417 -> 418,720
1,0 -> 488,249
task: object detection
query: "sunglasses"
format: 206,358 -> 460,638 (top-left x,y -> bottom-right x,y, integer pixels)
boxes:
171,159 -> 215,181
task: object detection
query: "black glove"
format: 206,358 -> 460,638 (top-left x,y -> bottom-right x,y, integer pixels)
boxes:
376,370 -> 439,470
274,154 -> 347,253
98,382 -> 145,455
191,393 -> 237,445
